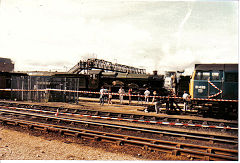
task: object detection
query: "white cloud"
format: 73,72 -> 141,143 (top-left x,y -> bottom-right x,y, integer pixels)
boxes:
0,0 -> 238,74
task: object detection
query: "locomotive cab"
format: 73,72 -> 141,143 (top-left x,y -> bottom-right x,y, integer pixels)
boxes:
190,64 -> 238,100
189,64 -> 238,119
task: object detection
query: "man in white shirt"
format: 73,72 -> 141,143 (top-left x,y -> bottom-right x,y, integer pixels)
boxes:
100,86 -> 107,105
144,88 -> 150,103
118,87 -> 125,104
182,91 -> 189,111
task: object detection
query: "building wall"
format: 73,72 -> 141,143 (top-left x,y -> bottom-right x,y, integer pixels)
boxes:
0,58 -> 14,72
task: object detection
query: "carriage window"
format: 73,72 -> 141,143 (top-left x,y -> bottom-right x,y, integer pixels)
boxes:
212,72 -> 220,80
195,71 -> 210,80
195,72 -> 201,80
225,72 -> 238,82
202,72 -> 210,80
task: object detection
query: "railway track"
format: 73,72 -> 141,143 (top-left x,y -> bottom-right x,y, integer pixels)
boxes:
0,101 -> 237,131
0,107 -> 237,145
0,111 -> 237,161
0,107 -> 238,161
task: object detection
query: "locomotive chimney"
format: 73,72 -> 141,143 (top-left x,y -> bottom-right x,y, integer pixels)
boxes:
153,70 -> 158,76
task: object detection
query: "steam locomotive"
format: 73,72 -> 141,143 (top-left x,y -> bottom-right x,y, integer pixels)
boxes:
87,70 -> 167,95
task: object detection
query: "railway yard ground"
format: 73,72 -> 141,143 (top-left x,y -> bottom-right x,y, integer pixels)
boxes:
0,98 -> 238,161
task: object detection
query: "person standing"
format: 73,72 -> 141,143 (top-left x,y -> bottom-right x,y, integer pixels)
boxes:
152,90 -> 157,104
182,91 -> 190,112
118,87 -> 125,104
137,91 -> 143,105
108,88 -> 112,105
99,86 -> 105,105
128,88 -> 132,104
144,88 -> 150,103
155,99 -> 162,114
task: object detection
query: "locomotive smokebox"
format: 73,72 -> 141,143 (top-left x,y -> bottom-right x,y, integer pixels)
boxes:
153,70 -> 158,76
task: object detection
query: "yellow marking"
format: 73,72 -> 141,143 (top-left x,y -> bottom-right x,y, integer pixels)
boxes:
189,70 -> 196,98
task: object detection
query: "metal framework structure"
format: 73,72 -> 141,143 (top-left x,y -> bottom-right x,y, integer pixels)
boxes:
68,58 -> 146,74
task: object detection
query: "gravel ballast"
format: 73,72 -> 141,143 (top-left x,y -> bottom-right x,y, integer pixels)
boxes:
0,127 -> 142,160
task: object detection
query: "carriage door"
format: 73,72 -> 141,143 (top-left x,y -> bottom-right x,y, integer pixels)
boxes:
208,71 -> 223,98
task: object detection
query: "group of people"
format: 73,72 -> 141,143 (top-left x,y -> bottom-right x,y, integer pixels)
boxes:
99,86 -> 126,106
99,86 -> 191,114
99,86 -> 112,105
117,87 -> 152,104
153,91 -> 190,114
99,87 -> 156,106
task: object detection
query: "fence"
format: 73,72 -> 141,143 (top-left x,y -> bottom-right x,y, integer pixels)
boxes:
8,76 -> 81,102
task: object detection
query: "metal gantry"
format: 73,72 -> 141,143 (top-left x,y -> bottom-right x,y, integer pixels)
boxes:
68,58 -> 146,74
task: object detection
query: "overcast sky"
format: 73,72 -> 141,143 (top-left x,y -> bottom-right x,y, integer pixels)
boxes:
0,0 -> 238,74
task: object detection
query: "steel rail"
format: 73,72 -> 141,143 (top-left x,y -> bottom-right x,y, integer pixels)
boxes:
0,108 -> 237,145
0,104 -> 238,132
0,116 -> 237,161
0,102 -> 237,129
